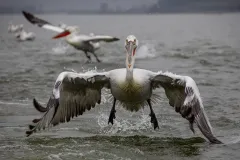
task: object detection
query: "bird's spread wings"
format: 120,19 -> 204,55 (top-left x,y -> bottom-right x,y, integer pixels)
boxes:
26,71 -> 110,136
151,71 -> 222,144
22,11 -> 64,33
83,35 -> 120,43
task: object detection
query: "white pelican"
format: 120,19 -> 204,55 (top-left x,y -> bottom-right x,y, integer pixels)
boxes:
26,35 -> 222,144
8,22 -> 23,33
15,29 -> 36,41
22,11 -> 120,62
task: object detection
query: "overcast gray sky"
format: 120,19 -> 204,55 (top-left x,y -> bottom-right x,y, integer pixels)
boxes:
0,0 -> 157,11
0,0 -> 240,12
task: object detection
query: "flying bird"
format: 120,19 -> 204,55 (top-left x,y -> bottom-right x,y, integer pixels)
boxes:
26,35 -> 222,144
15,29 -> 36,41
22,11 -> 120,62
8,22 -> 23,33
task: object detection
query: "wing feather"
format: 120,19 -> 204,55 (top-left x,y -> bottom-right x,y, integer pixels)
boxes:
83,35 -> 120,43
22,11 -> 64,33
151,71 -> 222,144
26,71 -> 110,136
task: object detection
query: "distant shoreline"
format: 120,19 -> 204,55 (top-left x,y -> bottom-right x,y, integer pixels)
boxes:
1,10 -> 240,15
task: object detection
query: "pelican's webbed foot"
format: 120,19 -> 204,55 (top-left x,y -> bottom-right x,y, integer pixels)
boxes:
108,98 -> 116,125
147,99 -> 159,130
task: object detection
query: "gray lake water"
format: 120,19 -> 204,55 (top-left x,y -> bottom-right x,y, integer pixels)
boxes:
0,13 -> 240,160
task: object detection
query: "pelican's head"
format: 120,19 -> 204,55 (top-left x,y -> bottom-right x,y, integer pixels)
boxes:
66,26 -> 79,33
125,35 -> 138,70
52,26 -> 79,39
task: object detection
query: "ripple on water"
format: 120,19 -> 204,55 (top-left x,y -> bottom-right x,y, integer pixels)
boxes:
20,135 -> 206,160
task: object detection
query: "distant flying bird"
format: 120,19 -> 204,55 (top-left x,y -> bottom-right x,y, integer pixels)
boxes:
26,35 -> 222,144
15,29 -> 35,41
8,22 -> 23,33
22,11 -> 120,62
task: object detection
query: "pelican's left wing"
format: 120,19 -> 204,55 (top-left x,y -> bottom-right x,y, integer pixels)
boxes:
22,11 -> 64,33
26,71 -> 110,136
150,71 -> 222,144
83,35 -> 120,43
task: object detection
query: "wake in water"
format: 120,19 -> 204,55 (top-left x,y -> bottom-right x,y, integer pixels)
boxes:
0,100 -> 29,106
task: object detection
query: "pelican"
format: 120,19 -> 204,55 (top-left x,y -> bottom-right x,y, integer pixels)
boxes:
26,35 -> 222,144
8,22 -> 23,33
22,11 -> 120,62
15,29 -> 36,41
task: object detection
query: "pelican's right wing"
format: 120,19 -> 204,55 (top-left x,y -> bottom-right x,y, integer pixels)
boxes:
26,71 -> 110,136
22,11 -> 64,33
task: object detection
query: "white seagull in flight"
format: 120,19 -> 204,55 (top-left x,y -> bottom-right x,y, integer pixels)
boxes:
26,35 -> 222,144
22,11 -> 120,62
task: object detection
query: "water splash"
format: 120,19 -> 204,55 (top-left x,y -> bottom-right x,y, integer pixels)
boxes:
136,43 -> 156,59
79,66 -> 106,74
52,42 -> 70,55
97,111 -> 153,135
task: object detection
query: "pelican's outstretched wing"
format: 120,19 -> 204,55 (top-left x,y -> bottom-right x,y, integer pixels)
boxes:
26,71 -> 110,136
22,11 -> 64,33
83,35 -> 120,43
150,71 -> 222,144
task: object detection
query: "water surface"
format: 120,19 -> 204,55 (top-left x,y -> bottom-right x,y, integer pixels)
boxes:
0,13 -> 240,160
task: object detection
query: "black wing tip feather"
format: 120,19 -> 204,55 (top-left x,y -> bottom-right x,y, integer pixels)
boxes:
210,137 -> 223,144
22,10 -> 49,27
113,37 -> 120,41
22,10 -> 34,23
26,130 -> 34,137
28,125 -> 35,130
22,10 -> 28,15
25,98 -> 47,137
22,11 -> 27,15
33,98 -> 48,112
32,118 -> 41,123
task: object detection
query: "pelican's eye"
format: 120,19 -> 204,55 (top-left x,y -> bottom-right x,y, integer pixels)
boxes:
125,40 -> 128,49
133,39 -> 136,45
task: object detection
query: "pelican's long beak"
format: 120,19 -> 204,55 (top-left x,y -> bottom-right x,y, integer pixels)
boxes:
126,42 -> 136,69
52,30 -> 71,39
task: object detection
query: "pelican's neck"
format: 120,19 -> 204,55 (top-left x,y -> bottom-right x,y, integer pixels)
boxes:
126,68 -> 133,81
126,59 -> 134,81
